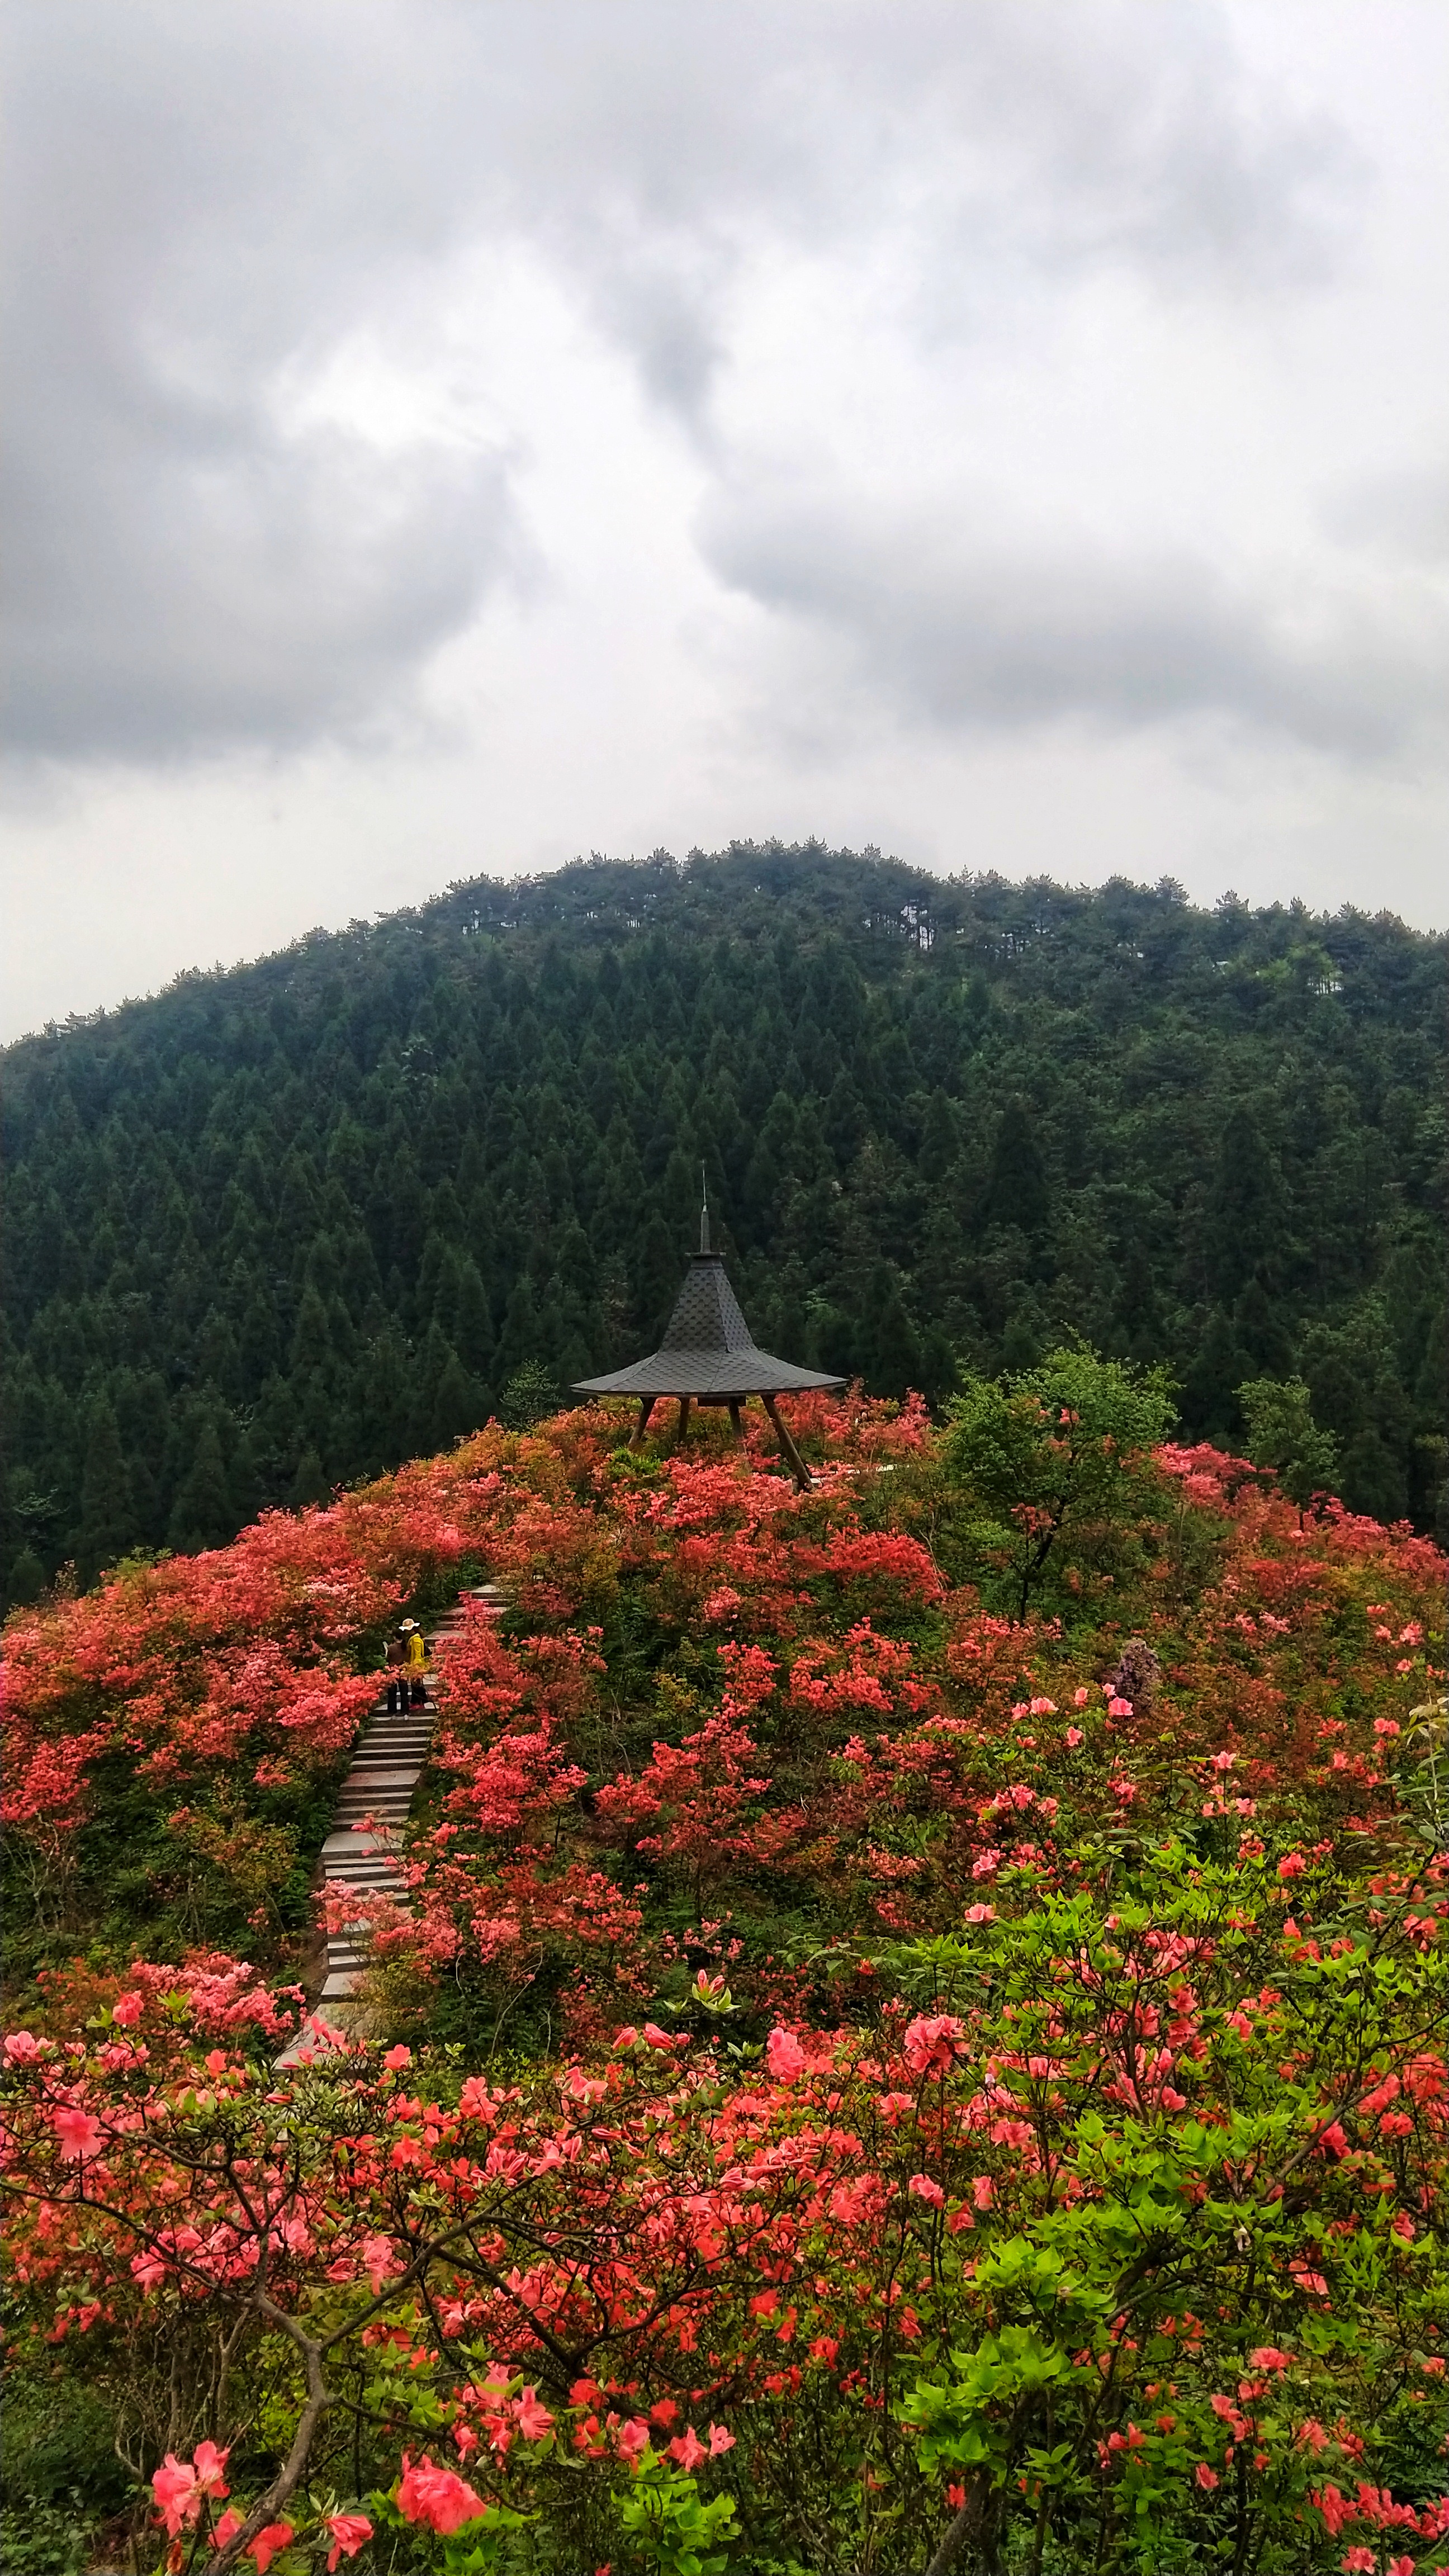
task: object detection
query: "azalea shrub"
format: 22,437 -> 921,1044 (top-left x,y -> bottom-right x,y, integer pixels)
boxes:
5,1852 -> 1449,2573
3,1384 -> 1447,2569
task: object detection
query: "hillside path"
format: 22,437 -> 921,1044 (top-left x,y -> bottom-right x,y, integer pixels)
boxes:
275,1582 -> 502,2067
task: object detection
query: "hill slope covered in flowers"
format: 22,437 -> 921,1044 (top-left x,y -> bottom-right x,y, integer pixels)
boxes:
3,1382 -> 1447,2574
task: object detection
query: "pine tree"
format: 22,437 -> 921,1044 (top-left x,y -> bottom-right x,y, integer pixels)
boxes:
979,1099 -> 1050,1242
499,1360 -> 561,1431
918,1090 -> 959,1187
290,1447 -> 333,1509
168,1420 -> 235,1554
429,1352 -> 479,1452
452,1258 -> 495,1377
1204,1107 -> 1281,1303
4,1546 -> 46,1610
861,1263 -> 922,1401
77,1399 -> 135,1584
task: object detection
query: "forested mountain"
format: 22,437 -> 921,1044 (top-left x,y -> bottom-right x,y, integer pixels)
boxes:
2,842 -> 1444,1599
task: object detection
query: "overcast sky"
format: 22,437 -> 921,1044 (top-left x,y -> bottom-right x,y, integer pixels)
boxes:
3,1 -> 1447,1038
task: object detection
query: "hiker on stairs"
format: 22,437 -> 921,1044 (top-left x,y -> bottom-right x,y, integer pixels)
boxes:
401,1617 -> 429,1709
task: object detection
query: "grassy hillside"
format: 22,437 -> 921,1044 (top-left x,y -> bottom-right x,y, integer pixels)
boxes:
3,846 -> 1445,1612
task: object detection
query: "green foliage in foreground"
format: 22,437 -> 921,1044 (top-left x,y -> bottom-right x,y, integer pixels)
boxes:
940,1348 -> 1178,1616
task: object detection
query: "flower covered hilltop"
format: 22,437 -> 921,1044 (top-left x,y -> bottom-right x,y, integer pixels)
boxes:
3,1382 -> 1447,2571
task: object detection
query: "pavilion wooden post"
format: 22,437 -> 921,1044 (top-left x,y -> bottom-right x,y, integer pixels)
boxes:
677,1395 -> 692,1440
762,1392 -> 812,1491
631,1398 -> 657,1448
727,1400 -> 745,1446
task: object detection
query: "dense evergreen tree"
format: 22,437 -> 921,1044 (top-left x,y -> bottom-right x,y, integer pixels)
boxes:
77,1399 -> 134,1585
2,844 -> 1444,1598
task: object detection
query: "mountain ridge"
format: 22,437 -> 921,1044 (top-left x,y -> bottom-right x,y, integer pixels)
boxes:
2,842 -> 1444,1602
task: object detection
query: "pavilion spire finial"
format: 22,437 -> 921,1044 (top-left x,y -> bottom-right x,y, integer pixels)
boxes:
699,1165 -> 710,1256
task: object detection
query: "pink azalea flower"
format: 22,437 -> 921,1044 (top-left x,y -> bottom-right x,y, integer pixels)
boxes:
669,2427 -> 708,2471
1107,1696 -> 1133,1717
53,2105 -> 104,2161
964,1903 -> 996,1923
973,2175 -> 994,2210
908,2173 -> 945,2206
192,2441 -> 231,2495
513,2387 -> 553,2441
1066,1726 -> 1084,1746
396,2454 -> 485,2535
361,2233 -> 399,2294
616,2418 -> 652,2463
766,2026 -> 807,2081
4,2029 -> 42,2061
382,2044 -> 412,2071
902,2012 -> 966,2077
152,2456 -> 200,2536
323,2510 -> 372,2569
708,2424 -> 735,2455
111,1991 -> 144,2026
1195,2464 -> 1219,2491
249,2522 -> 296,2570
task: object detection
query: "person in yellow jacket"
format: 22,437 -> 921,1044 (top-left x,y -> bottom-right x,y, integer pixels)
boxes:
400,1619 -> 429,1707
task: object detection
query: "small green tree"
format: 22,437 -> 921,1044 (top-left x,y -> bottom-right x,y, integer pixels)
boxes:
1235,1374 -> 1339,1509
499,1360 -> 561,1432
289,1446 -> 333,1510
941,1345 -> 1177,1618
3,1546 -> 47,1611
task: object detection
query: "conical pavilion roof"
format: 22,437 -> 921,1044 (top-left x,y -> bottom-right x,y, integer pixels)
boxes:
574,1243 -> 844,1401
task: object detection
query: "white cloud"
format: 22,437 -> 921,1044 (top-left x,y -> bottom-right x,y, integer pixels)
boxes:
1,0 -> 1445,1030
699,479 -> 1449,757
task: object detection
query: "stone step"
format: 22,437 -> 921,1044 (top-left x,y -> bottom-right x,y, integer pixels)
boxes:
276,1579 -> 506,2066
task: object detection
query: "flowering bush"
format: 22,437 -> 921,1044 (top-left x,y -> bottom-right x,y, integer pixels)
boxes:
3,1393 -> 1446,2568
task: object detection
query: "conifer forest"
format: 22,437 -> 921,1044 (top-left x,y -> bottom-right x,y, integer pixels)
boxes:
2,846 -> 1445,1608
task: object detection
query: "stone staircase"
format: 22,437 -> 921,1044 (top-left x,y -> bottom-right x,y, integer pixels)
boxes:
276,1582 -> 503,2066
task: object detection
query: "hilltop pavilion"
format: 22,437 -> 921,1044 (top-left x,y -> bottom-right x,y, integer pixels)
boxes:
572,1201 -> 843,1489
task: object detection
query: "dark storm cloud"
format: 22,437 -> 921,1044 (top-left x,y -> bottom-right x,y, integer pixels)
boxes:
699,490 -> 1446,758
2,0 -> 1365,764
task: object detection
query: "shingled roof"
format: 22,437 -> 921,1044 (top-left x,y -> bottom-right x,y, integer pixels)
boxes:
572,1215 -> 844,1401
